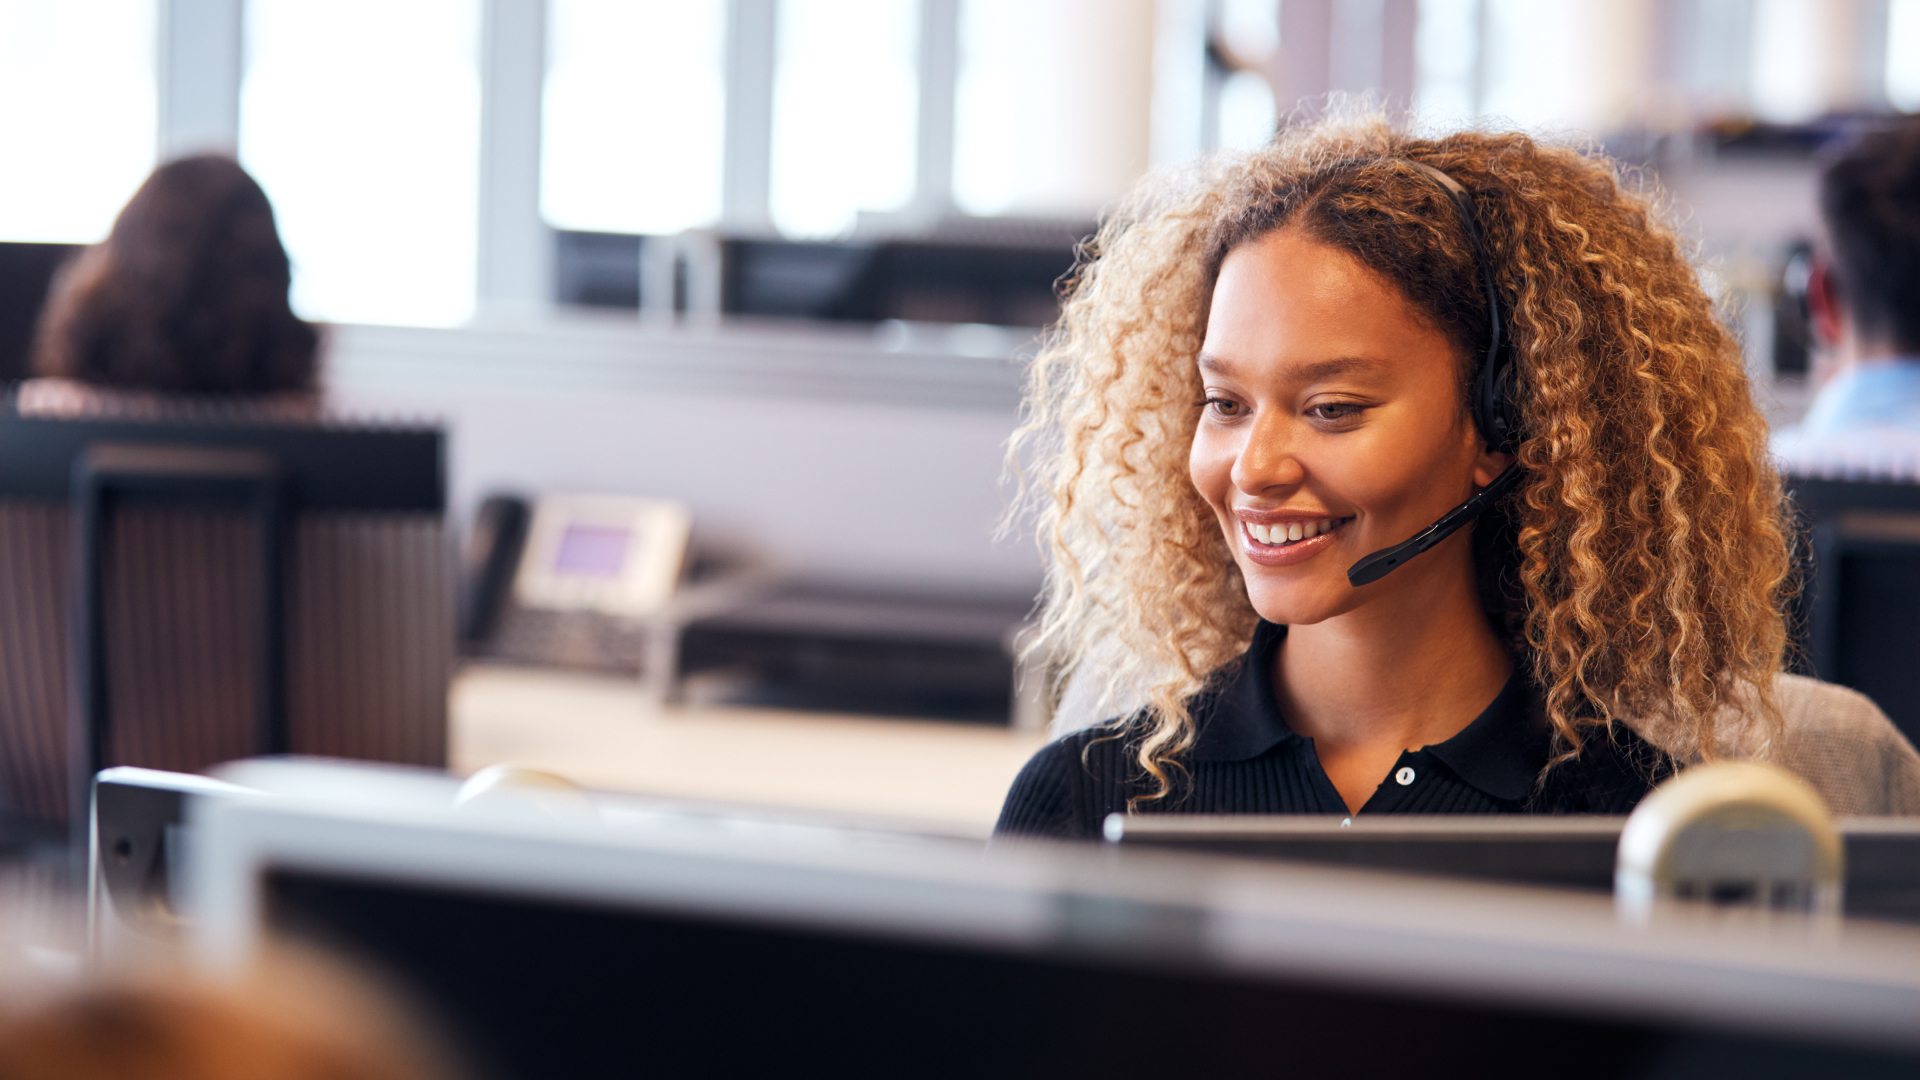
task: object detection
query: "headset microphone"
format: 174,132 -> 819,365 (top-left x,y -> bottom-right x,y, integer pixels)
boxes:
1345,460 -> 1521,586
1346,160 -> 1522,589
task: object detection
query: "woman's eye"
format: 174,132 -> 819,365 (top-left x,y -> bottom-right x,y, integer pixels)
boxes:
1308,402 -> 1363,421
1204,397 -> 1244,417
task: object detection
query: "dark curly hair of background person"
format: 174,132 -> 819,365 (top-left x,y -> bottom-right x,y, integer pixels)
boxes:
31,154 -> 318,395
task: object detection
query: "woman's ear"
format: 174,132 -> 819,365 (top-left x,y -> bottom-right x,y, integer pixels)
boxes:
1808,259 -> 1844,348
1471,448 -> 1514,489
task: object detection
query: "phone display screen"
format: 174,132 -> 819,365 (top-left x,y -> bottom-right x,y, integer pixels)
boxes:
552,524 -> 632,577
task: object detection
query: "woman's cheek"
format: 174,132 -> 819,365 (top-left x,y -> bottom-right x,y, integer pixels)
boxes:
1188,428 -> 1232,505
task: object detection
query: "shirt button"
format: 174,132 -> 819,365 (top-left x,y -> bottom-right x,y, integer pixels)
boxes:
1395,766 -> 1416,786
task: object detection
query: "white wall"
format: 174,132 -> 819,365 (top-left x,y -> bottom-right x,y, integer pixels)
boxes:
323,316 -> 1043,599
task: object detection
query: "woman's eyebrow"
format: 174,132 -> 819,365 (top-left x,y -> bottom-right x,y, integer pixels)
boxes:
1289,356 -> 1391,381
1196,353 -> 1389,380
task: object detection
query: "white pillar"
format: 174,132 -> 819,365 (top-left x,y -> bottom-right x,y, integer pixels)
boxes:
1479,0 -> 1655,133
1151,0 -> 1209,166
477,0 -> 552,316
910,0 -> 961,219
722,0 -> 778,233
991,0 -> 1156,217
156,0 -> 244,159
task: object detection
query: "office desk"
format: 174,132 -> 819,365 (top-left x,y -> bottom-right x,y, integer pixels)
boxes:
449,663 -> 1047,836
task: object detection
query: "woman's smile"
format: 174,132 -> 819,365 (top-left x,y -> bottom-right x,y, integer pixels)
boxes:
1237,513 -> 1353,565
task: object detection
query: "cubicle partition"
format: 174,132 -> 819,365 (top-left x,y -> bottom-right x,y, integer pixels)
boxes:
0,408 -> 452,828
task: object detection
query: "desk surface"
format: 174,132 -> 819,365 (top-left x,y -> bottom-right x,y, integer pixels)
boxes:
449,664 -> 1048,837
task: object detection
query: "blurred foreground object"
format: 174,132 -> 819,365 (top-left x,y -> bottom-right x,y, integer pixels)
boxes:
0,948 -> 456,1080
453,765 -> 595,820
176,757 -> 1920,1077
1616,762 -> 1843,925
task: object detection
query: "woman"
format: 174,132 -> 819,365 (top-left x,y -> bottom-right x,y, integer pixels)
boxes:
23,154 -> 319,418
997,117 -> 1793,839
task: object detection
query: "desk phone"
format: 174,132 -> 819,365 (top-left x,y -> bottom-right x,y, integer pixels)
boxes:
513,493 -> 691,618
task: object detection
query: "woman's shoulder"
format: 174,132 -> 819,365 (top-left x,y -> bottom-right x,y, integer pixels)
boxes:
1530,720 -> 1675,815
994,723 -> 1138,840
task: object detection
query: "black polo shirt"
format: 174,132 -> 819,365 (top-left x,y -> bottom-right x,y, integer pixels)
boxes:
995,621 -> 1671,840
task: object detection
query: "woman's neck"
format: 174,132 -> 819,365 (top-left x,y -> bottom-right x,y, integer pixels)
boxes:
1273,551 -> 1514,812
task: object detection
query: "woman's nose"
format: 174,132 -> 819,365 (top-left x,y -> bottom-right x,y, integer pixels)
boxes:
1231,413 -> 1306,494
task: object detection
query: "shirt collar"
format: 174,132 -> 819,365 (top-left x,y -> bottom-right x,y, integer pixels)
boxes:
1189,621 -> 1299,763
1420,667 -> 1548,803
1799,357 -> 1920,433
1187,620 -> 1545,803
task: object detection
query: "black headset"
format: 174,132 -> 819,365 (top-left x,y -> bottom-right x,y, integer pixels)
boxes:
1345,160 -> 1524,588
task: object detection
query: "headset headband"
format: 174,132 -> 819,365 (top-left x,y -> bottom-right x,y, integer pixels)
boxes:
1400,160 -> 1517,454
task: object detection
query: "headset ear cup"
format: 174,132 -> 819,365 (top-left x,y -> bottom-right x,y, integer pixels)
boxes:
1475,353 -> 1519,454
1494,359 -> 1520,452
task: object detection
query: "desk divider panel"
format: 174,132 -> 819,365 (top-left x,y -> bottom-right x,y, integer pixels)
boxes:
0,408 -> 450,826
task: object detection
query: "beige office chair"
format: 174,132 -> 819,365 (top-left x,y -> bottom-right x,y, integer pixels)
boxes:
1707,674 -> 1920,817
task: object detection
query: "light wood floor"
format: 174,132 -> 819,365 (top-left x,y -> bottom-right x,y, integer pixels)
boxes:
450,663 -> 1049,838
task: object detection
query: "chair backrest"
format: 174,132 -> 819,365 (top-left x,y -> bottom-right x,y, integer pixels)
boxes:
0,408 -> 450,825
1787,476 -> 1920,747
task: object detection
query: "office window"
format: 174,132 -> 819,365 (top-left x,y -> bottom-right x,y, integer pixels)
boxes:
542,0 -> 727,235
1213,0 -> 1278,151
1748,0 -> 1824,124
239,0 -> 482,327
1414,0 -> 1477,125
1216,72 -> 1277,151
1889,0 -> 1920,112
1675,0 -> 1756,118
955,0 -> 1155,219
0,0 -> 156,242
1477,0 -> 1581,130
769,0 -> 919,238
952,0 -> 1022,216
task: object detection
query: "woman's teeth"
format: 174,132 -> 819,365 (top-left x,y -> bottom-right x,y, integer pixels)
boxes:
1247,519 -> 1338,545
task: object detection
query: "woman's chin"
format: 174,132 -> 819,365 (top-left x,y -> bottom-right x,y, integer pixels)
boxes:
1240,576 -> 1357,627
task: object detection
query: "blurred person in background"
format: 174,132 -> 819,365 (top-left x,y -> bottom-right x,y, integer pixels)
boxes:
999,113 -> 1920,840
1773,120 -> 1920,475
19,155 -> 320,420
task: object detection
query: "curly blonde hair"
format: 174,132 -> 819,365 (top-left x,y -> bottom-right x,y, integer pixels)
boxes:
1014,115 -> 1793,802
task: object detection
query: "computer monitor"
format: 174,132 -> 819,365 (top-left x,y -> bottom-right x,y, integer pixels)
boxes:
1108,814 -> 1623,888
1786,475 -> 1920,742
0,242 -> 79,383
1104,814 -> 1920,923
184,761 -> 1920,1079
